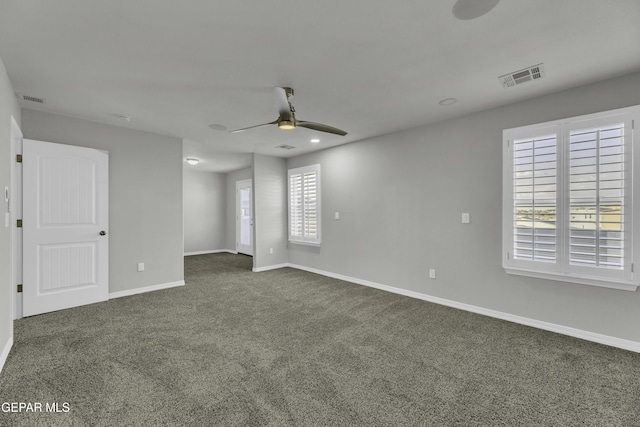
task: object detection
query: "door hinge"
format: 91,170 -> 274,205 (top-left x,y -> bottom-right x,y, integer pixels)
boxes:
632,263 -> 635,273
17,284 -> 22,293
16,154 -> 22,163
16,219 -> 22,228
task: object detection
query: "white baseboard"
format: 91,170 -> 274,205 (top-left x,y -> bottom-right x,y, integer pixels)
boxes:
0,336 -> 13,375
184,249 -> 236,256
287,263 -> 640,353
253,263 -> 290,273
109,280 -> 185,299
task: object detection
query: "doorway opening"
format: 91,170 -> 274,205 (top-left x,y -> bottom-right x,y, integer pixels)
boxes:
236,179 -> 253,256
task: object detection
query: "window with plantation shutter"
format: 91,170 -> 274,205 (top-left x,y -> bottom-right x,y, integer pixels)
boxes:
503,105 -> 640,291
288,164 -> 321,245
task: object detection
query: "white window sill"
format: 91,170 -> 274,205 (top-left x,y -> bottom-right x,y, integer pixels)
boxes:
289,239 -> 321,247
505,267 -> 638,292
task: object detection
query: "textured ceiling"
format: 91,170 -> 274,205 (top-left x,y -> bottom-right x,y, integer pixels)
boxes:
1,0 -> 639,172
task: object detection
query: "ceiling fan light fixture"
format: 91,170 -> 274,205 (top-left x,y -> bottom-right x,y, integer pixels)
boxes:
278,120 -> 295,130
186,158 -> 199,165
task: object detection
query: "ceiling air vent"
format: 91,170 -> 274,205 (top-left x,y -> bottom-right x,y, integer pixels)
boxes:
16,93 -> 46,104
275,144 -> 296,150
498,64 -> 545,88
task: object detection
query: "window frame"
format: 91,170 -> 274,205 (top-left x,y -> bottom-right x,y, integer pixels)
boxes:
288,164 -> 321,246
502,105 -> 639,291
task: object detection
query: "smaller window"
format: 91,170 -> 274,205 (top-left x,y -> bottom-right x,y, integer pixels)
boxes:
288,164 -> 321,245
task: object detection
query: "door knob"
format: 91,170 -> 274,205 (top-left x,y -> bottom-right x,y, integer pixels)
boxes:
99,231 -> 106,236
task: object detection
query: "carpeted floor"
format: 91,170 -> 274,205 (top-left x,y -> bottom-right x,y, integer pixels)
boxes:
1,253 -> 640,426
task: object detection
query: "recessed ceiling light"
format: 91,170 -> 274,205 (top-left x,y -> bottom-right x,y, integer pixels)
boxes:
439,98 -> 458,106
185,158 -> 199,165
208,124 -> 227,131
310,138 -> 320,143
109,113 -> 131,122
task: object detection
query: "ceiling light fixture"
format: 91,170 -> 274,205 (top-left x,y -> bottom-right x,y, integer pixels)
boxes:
278,120 -> 295,130
439,98 -> 458,106
109,113 -> 131,122
310,138 -> 320,143
186,158 -> 200,165
208,124 -> 227,131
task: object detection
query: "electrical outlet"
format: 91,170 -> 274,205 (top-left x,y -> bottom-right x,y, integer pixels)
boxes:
429,269 -> 436,279
137,262 -> 145,272
269,248 -> 273,254
335,212 -> 340,220
461,212 -> 470,224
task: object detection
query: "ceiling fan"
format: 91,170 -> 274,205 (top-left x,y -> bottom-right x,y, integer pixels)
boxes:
230,87 -> 347,136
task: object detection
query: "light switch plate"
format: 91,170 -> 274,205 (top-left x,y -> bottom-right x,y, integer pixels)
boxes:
461,212 -> 470,224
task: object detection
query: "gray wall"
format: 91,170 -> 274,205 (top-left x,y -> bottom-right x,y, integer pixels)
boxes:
225,167 -> 252,252
183,169 -> 226,254
0,56 -> 20,365
287,71 -> 640,343
22,109 -> 184,293
253,154 -> 288,269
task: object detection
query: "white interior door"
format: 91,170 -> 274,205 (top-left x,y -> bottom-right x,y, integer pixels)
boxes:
22,139 -> 109,317
236,179 -> 253,256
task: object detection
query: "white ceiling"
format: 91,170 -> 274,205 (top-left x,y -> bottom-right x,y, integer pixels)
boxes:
1,0 -> 640,172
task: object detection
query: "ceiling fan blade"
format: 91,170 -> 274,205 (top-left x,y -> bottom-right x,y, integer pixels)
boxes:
273,86 -> 293,120
452,0 -> 500,20
229,119 -> 279,133
296,120 -> 348,136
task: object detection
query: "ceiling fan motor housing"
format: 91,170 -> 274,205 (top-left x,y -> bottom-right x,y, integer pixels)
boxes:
282,87 -> 294,98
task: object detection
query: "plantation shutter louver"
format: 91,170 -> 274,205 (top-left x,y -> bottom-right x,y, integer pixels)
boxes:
289,173 -> 303,238
568,123 -> 625,269
303,171 -> 318,239
513,134 -> 557,262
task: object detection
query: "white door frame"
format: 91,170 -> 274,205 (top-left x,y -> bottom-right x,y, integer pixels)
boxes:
236,179 -> 253,256
10,116 -> 22,320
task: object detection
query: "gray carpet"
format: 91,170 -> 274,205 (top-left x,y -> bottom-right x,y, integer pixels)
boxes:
1,253 -> 639,426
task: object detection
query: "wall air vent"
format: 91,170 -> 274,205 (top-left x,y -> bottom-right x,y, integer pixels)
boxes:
276,144 -> 296,150
16,93 -> 46,104
498,64 -> 545,88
